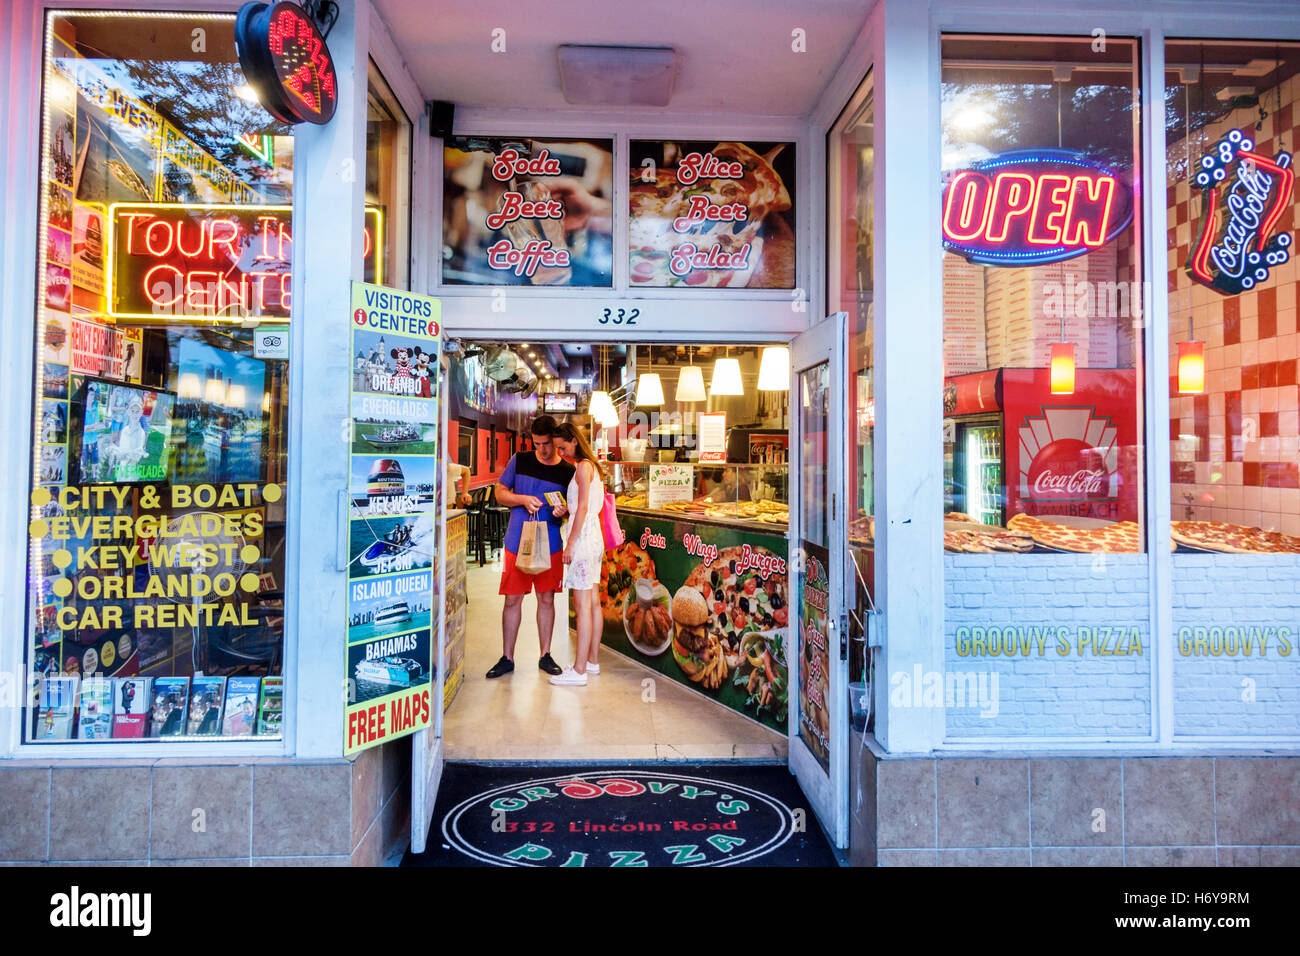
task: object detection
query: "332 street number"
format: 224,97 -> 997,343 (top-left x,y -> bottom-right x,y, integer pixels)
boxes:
599,308 -> 639,325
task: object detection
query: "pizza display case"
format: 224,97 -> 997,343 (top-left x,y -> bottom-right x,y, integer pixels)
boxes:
612,461 -> 789,530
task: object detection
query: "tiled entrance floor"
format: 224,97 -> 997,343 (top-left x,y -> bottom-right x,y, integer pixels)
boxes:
442,560 -> 786,761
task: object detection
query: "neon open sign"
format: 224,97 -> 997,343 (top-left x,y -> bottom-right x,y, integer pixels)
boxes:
1187,129 -> 1294,296
942,150 -> 1133,266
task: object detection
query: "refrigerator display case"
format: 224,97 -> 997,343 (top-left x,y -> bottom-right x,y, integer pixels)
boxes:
944,367 -> 1140,527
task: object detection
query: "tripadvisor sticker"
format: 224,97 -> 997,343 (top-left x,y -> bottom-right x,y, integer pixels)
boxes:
441,771 -> 796,867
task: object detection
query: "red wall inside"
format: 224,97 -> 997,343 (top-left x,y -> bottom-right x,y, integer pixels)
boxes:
447,420 -> 526,490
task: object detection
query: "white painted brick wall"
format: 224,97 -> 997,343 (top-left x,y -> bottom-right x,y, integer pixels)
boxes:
1172,555 -> 1300,737
942,555 -> 1152,738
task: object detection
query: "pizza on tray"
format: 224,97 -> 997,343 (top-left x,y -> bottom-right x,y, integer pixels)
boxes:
600,543 -> 656,624
1171,520 -> 1300,554
1006,513 -> 1141,553
944,528 -> 1034,554
629,142 -> 792,289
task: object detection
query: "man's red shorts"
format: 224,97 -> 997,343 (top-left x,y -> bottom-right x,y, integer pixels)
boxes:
499,548 -> 565,595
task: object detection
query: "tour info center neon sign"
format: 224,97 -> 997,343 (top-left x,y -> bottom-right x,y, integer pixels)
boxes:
942,149 -> 1134,265
108,203 -> 382,321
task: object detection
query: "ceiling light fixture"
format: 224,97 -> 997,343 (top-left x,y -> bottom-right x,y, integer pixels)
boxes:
675,346 -> 706,402
710,347 -> 744,397
757,346 -> 790,391
637,372 -> 665,407
557,44 -> 678,107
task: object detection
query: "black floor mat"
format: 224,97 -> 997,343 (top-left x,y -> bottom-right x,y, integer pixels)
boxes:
403,763 -> 839,867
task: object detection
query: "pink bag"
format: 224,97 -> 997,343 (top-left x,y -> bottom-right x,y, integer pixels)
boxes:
600,492 -> 625,550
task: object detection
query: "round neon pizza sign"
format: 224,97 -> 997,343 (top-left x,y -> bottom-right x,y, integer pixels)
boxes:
235,1 -> 338,126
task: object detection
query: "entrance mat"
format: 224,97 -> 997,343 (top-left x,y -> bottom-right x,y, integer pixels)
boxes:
402,763 -> 839,867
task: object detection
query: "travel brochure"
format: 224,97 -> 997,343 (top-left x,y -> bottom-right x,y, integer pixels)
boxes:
345,282 -> 441,755
33,675 -> 283,740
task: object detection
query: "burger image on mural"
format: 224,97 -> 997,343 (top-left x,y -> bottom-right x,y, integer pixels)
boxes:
670,585 -> 710,680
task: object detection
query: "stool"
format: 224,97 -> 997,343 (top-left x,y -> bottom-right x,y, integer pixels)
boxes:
466,487 -> 490,566
485,486 -> 510,559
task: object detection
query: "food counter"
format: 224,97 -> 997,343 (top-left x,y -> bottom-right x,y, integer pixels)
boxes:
597,503 -> 789,733
612,460 -> 790,530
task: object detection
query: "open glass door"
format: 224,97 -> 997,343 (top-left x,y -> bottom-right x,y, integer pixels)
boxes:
789,313 -> 849,847
410,357 -> 450,854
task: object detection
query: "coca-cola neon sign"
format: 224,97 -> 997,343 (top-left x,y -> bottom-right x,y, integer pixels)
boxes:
942,149 -> 1133,266
1187,128 -> 1294,296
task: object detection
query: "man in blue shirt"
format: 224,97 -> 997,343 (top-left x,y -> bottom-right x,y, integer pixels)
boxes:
487,415 -> 575,678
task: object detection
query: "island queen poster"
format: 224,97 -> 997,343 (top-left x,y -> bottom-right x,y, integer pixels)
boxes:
345,282 -> 441,755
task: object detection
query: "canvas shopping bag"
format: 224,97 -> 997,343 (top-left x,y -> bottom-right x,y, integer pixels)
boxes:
515,519 -> 552,574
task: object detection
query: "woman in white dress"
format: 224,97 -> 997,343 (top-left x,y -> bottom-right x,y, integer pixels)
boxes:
549,421 -> 607,686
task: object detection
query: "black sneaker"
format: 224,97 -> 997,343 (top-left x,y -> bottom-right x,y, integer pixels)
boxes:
538,653 -> 563,676
486,656 -> 514,679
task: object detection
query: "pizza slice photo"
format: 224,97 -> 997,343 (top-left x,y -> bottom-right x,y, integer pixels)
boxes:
628,140 -> 795,289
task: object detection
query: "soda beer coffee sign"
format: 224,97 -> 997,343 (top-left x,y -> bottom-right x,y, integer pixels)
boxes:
441,137 -> 614,286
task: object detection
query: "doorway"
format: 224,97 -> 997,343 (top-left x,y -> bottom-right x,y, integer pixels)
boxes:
413,324 -> 852,856
439,338 -> 793,762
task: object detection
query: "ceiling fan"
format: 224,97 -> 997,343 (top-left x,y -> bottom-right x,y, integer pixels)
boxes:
501,371 -> 539,398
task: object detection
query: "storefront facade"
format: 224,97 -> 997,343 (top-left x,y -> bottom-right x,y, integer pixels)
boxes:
2,0 -> 1299,867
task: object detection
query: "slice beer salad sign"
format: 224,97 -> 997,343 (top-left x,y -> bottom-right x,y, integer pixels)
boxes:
345,282 -> 441,755
600,515 -> 789,732
628,141 -> 796,288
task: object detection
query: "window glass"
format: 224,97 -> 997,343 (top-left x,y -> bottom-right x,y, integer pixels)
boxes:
1166,39 -> 1300,552
28,11 -> 292,743
941,35 -> 1146,554
827,71 -> 875,707
365,62 -> 410,289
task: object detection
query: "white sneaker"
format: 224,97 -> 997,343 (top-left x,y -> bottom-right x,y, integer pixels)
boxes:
586,662 -> 600,674
549,666 -> 588,686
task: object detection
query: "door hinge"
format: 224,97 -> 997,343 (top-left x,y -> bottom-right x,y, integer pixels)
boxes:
840,613 -> 849,660
832,494 -> 836,521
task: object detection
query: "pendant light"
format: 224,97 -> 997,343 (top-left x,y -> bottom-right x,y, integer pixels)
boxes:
637,372 -> 665,406
589,345 -> 619,427
1049,342 -> 1075,395
1175,76 -> 1206,395
676,346 -> 706,402
635,344 -> 665,407
1177,338 -> 1205,394
757,345 -> 790,391
710,346 -> 744,396
1047,74 -> 1075,396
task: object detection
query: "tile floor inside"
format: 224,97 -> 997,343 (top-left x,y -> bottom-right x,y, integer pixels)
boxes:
442,558 -> 787,761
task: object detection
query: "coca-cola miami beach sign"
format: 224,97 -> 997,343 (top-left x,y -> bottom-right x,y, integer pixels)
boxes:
1002,368 -> 1140,523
